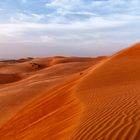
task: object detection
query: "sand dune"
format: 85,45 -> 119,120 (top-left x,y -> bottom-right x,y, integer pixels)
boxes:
71,43 -> 140,140
0,56 -> 102,126
0,44 -> 140,140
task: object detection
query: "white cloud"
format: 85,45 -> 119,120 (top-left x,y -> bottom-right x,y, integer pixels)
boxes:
10,12 -> 46,23
0,0 -> 140,58
46,0 -> 82,10
0,14 -> 139,45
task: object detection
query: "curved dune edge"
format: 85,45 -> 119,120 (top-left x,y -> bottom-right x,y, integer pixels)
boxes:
0,43 -> 140,139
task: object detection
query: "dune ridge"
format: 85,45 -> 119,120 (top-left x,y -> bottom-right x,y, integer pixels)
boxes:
0,44 -> 140,139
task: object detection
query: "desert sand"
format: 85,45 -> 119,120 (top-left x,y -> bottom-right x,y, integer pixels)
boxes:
0,43 -> 140,140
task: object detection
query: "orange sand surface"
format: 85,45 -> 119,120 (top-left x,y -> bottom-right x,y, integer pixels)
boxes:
0,44 -> 140,140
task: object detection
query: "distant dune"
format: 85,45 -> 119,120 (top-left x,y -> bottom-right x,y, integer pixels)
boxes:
0,44 -> 140,140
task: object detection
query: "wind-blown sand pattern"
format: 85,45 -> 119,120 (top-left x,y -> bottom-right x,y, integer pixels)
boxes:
0,44 -> 140,140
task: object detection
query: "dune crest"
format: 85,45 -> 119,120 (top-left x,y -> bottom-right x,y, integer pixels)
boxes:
0,44 -> 140,139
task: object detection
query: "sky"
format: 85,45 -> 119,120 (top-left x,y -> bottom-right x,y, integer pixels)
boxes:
0,0 -> 140,58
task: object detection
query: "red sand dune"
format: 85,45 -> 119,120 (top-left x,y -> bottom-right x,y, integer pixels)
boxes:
0,43 -> 140,140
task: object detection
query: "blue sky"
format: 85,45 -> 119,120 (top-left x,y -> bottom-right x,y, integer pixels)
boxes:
0,0 -> 140,58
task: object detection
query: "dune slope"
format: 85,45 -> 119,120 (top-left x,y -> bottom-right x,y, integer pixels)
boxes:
0,44 -> 140,140
71,43 -> 140,140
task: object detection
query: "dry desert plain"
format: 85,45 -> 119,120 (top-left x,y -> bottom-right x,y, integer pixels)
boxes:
0,43 -> 140,140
